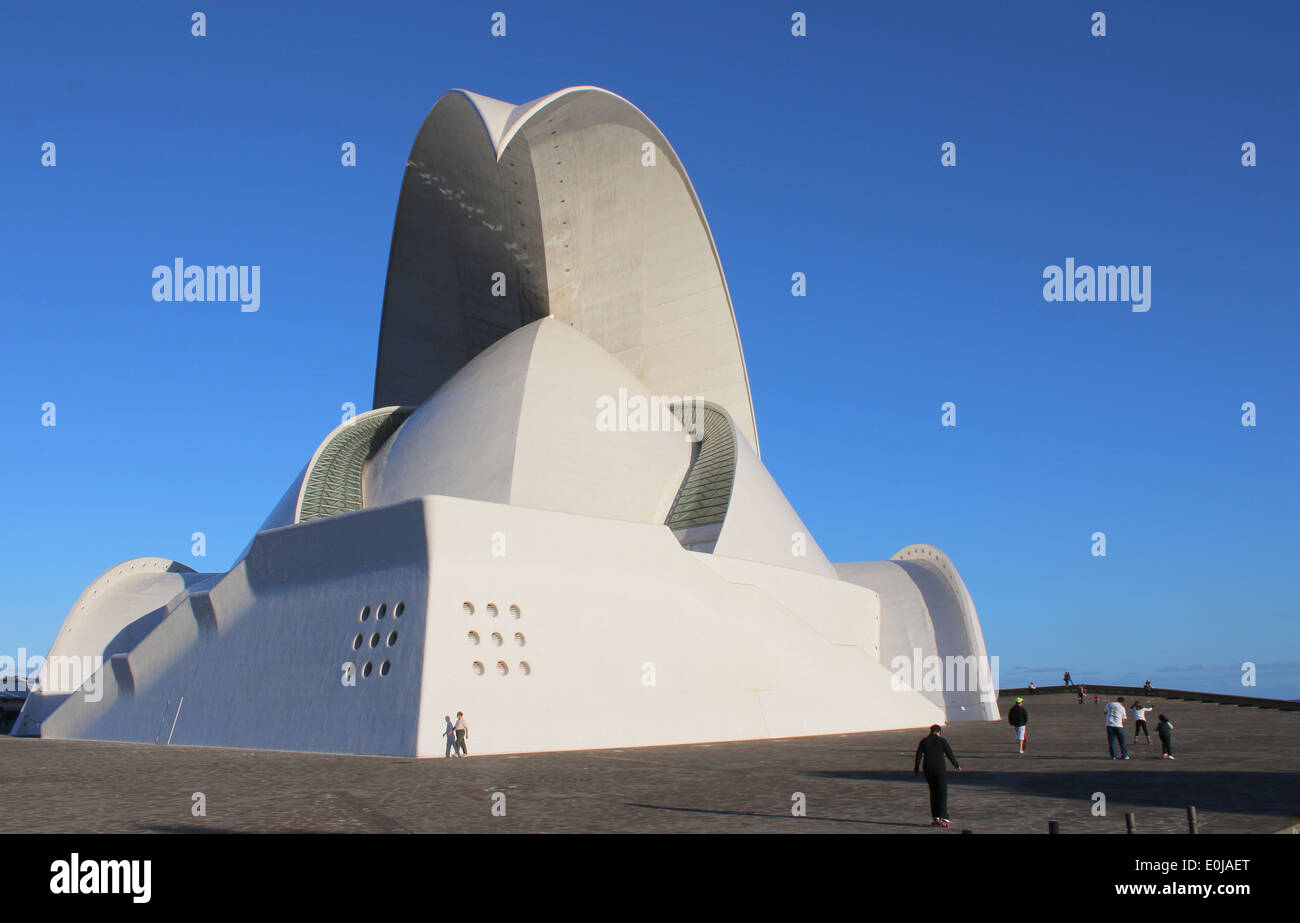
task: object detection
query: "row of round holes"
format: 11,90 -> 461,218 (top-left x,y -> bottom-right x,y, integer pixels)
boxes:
354,630 -> 398,651
467,631 -> 525,648
357,659 -> 392,679
472,660 -> 531,676
464,602 -> 521,619
360,601 -> 405,622
85,561 -> 145,609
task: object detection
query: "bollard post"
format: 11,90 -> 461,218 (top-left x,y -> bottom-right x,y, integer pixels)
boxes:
1125,812 -> 1137,834
1048,820 -> 1060,835
1187,806 -> 1199,834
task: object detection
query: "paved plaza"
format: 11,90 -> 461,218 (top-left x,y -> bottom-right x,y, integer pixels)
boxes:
2,692 -> 1295,833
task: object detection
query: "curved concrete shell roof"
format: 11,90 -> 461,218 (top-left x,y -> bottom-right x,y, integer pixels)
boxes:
836,546 -> 998,720
367,317 -> 692,525
373,86 -> 760,454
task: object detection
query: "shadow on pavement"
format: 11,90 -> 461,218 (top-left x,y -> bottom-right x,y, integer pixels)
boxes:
627,802 -> 928,828
808,769 -> 1300,818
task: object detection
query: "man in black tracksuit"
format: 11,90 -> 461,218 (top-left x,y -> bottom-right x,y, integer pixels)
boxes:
914,724 -> 962,827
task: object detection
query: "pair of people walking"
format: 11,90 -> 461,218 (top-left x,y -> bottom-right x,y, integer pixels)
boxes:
443,711 -> 470,757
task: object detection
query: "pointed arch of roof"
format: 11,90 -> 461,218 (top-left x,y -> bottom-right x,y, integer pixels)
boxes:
373,85 -> 759,455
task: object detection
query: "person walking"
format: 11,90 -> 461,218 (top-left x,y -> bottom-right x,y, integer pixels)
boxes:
913,724 -> 962,827
1156,714 -> 1175,759
1077,683 -> 1086,704
1063,671 -> 1072,688
1008,696 -> 1029,754
453,710 -> 469,756
1104,696 -> 1129,759
1131,701 -> 1153,744
443,715 -> 457,757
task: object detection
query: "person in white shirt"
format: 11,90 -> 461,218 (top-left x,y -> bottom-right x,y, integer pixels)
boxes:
453,711 -> 470,756
1104,697 -> 1129,760
1130,702 -> 1153,744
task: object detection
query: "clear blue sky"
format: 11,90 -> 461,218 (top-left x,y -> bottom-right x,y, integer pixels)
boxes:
2,2 -> 1297,698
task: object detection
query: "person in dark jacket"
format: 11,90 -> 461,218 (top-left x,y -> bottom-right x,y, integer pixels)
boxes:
1156,714 -> 1175,759
1008,697 -> 1029,754
913,725 -> 962,827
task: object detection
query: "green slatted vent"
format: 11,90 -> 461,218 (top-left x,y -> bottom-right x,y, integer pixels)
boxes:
666,405 -> 737,549
297,407 -> 415,522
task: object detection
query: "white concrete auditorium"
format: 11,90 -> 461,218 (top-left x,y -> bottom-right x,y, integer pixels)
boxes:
13,87 -> 998,757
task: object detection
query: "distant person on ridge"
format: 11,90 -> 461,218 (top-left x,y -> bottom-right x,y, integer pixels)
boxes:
1008,697 -> 1029,754
1077,684 -> 1086,704
1063,671 -> 1072,688
1156,714 -> 1175,759
913,724 -> 962,827
1104,696 -> 1129,760
1130,701 -> 1153,744
1143,680 -> 1154,695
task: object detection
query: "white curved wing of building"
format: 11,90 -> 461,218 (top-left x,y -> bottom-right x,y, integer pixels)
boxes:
374,86 -> 760,454
13,87 -> 998,756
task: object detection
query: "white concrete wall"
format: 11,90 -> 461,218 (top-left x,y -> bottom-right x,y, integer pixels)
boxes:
834,560 -> 946,715
22,496 -> 950,757
713,433 -> 836,578
415,495 -> 941,756
30,503 -> 434,756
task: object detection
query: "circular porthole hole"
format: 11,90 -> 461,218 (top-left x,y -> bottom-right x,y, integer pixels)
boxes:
394,602 -> 405,618
387,631 -> 397,647
491,632 -> 503,647
486,603 -> 499,618
352,634 -> 363,650
509,604 -> 521,619
514,632 -> 526,647
468,631 -> 480,645
497,661 -> 509,676
463,602 -> 475,616
377,603 -> 387,620
362,661 -> 373,678
472,661 -> 485,676
369,633 -> 380,648
360,606 -> 370,622
380,660 -> 391,677
519,661 -> 531,676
